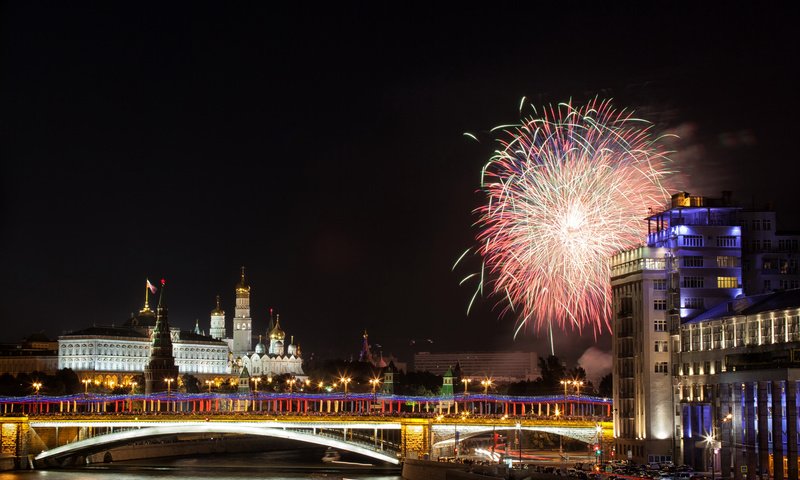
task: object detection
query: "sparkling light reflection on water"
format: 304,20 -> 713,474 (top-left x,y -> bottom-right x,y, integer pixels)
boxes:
1,450 -> 402,480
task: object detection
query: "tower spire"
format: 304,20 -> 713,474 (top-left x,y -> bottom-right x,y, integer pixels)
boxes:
157,278 -> 166,309
144,278 -> 179,395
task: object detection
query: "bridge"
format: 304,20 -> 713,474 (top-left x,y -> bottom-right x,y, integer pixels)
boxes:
0,392 -> 611,468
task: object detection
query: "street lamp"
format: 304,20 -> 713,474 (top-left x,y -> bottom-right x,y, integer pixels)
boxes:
32,381 -> 42,396
252,377 -> 261,393
82,379 -> 91,395
205,380 -> 214,393
339,376 -> 351,395
704,432 -> 719,480
574,380 -> 584,396
286,377 -> 296,394
164,377 -> 174,395
560,380 -> 570,416
481,378 -> 493,395
462,378 -> 472,394
369,377 -> 381,394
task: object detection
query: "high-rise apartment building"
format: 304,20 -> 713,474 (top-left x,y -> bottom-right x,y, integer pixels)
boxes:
611,192 -> 743,464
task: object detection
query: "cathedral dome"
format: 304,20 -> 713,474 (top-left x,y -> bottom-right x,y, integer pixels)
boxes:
236,267 -> 250,293
269,318 -> 285,340
210,295 -> 224,315
254,335 -> 266,355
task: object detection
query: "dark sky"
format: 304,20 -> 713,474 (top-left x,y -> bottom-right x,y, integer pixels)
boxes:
2,3 -> 798,368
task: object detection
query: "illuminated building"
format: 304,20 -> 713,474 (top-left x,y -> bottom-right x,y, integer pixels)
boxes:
55,268 -> 305,386
413,351 -> 539,382
611,191 -> 743,465
676,289 -> 800,479
209,295 -> 226,340
238,314 -> 305,379
232,267 -> 253,355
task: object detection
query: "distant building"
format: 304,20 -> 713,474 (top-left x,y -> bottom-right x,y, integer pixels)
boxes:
0,334 -> 58,375
413,351 -> 539,382
357,330 -> 407,373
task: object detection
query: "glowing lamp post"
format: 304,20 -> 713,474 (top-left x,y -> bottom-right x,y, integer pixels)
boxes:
82,379 -> 91,395
164,377 -> 174,395
32,382 -> 42,396
462,378 -> 472,394
205,380 -> 213,393
481,378 -> 493,395
369,378 -> 381,395
286,377 -> 296,394
252,377 -> 261,393
340,376 -> 351,395
481,379 -> 493,415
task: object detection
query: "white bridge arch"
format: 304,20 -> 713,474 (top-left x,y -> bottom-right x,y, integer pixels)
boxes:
34,422 -> 401,465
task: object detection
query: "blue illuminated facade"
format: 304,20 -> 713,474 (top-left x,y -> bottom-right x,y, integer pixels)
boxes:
612,191 -> 743,466
613,191 -> 800,479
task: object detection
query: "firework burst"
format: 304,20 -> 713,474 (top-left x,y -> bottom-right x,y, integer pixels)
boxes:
470,98 -> 674,337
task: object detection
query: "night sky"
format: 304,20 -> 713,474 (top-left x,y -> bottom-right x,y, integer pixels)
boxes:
2,4 -> 798,375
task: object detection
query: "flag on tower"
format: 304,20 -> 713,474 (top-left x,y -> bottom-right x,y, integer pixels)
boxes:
146,279 -> 157,294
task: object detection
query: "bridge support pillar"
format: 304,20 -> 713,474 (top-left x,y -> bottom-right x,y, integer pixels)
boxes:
1,416 -> 30,469
401,420 -> 430,460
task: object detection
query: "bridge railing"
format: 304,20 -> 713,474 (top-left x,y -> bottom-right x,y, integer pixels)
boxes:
1,392 -> 611,419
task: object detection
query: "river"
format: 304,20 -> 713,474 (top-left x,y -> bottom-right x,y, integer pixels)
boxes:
1,449 -> 403,480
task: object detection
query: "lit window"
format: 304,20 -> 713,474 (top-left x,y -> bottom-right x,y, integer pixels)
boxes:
717,256 -> 738,267
717,276 -> 738,288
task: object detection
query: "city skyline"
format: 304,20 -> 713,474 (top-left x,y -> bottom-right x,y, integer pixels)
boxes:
2,4 -> 797,365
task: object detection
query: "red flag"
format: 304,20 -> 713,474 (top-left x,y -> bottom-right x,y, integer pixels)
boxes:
146,279 -> 157,294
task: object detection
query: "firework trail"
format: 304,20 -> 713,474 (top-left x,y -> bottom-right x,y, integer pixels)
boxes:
467,98 -> 674,338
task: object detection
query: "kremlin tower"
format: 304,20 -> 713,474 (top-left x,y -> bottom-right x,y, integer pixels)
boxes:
144,280 -> 179,395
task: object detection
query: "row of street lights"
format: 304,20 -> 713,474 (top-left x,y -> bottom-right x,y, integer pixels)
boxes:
461,377 -> 495,394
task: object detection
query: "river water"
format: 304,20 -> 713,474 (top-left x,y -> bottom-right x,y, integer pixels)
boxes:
1,449 -> 403,480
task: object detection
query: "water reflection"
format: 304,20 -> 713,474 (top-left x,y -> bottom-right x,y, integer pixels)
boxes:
2,449 -> 401,480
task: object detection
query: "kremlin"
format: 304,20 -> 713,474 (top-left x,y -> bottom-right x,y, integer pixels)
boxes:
56,267 -> 305,393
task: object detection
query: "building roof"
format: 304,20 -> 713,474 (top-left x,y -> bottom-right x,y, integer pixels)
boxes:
176,330 -> 226,344
687,289 -> 800,324
61,325 -> 149,339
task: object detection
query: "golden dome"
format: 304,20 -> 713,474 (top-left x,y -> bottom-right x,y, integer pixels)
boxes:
211,295 -> 225,315
236,266 -> 250,293
269,316 -> 285,340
